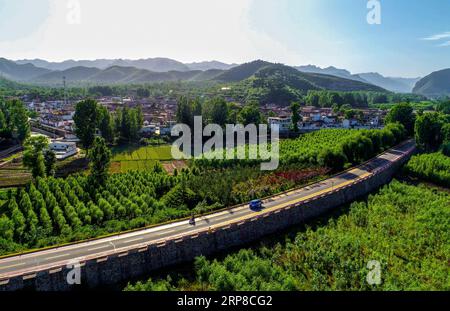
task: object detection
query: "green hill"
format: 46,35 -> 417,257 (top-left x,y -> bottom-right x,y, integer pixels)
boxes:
218,62 -> 386,105
0,58 -> 51,81
413,68 -> 450,97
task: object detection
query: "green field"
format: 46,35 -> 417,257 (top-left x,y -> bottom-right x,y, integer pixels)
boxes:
111,145 -> 174,173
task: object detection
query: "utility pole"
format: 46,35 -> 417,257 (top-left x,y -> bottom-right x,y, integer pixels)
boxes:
63,76 -> 67,106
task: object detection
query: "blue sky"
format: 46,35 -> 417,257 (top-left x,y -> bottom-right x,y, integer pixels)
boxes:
0,0 -> 448,77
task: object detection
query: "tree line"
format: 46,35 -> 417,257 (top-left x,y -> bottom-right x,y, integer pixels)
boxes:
73,99 -> 144,149
0,99 -> 30,144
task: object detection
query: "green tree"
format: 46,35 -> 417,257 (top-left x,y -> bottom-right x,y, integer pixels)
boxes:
23,136 -> 49,178
414,113 -> 443,152
385,103 -> 415,136
290,102 -> 301,133
0,215 -> 14,241
9,199 -> 26,241
98,106 -> 115,144
88,137 -> 111,186
44,150 -> 57,177
204,98 -> 229,127
73,99 -> 99,149
238,102 -> 263,125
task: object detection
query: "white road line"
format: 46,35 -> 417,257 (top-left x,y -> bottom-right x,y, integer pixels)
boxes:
155,229 -> 176,236
46,254 -> 69,260
87,245 -> 111,252
123,237 -> 144,243
0,262 -> 26,270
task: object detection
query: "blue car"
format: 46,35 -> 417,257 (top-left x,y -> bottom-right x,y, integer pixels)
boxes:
249,199 -> 262,210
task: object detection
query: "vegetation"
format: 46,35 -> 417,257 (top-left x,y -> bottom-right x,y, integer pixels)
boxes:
125,180 -> 449,291
404,153 -> 450,187
22,136 -> 56,179
194,125 -> 406,172
414,112 -> 450,152
0,99 -> 30,144
385,102 -> 415,136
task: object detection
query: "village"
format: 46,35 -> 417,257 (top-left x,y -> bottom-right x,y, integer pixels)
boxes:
24,96 -> 387,160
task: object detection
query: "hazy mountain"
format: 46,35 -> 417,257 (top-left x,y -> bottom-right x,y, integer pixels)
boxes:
0,58 -> 51,81
295,65 -> 421,93
413,68 -> 450,97
15,59 -> 115,71
30,65 -> 225,85
358,73 -> 421,94
186,61 -> 237,71
296,65 -> 367,83
33,66 -> 102,84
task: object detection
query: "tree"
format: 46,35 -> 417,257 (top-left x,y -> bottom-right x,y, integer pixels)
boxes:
204,98 -> 228,127
9,199 -> 26,241
73,99 -> 99,149
98,106 -> 115,144
385,103 -> 415,136
88,137 -> 111,186
44,150 -> 57,177
23,136 -> 50,178
238,102 -> 263,125
0,215 -> 14,241
414,113 -> 443,152
9,99 -> 31,142
318,148 -> 347,172
290,102 -> 301,133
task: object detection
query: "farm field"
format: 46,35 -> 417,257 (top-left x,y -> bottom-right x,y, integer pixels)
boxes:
111,145 -> 174,173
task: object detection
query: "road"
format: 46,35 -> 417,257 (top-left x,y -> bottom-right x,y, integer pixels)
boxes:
0,141 -> 415,280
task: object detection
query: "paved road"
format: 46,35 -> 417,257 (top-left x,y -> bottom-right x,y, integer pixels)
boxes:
0,141 -> 415,280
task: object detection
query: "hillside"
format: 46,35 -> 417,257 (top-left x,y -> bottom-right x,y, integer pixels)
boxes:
0,58 -> 51,81
413,68 -> 450,97
186,61 -> 237,71
30,65 -> 224,85
358,72 -> 420,94
296,65 -> 420,93
15,58 -> 232,72
214,60 -> 273,82
296,65 -> 367,83
218,62 -> 386,105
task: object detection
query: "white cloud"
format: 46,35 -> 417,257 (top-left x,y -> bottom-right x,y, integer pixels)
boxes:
422,31 -> 450,41
438,41 -> 450,47
0,0 -> 300,64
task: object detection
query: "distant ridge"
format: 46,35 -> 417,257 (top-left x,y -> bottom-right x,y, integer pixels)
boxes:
296,65 -> 420,93
413,68 -> 450,97
15,58 -> 235,73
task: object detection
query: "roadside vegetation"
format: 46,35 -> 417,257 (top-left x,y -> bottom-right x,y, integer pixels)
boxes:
125,179 -> 450,291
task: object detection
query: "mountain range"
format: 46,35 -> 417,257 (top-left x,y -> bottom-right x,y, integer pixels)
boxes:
14,58 -> 237,73
413,68 -> 450,98
1,57 -> 448,97
295,65 -> 421,93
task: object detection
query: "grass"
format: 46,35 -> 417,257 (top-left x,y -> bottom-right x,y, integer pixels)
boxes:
111,145 -> 174,173
112,145 -> 173,161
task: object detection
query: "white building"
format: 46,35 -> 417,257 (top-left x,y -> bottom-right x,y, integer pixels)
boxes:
268,117 -> 292,133
49,141 -> 78,160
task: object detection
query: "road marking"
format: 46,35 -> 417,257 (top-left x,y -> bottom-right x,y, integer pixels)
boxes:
0,262 -> 26,270
123,237 -> 144,243
155,229 -> 176,236
87,245 -> 111,251
46,254 -> 69,260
